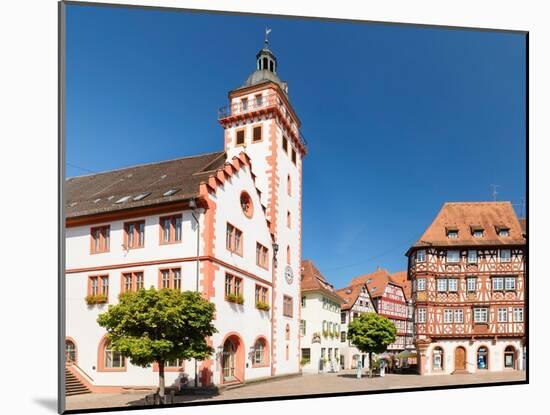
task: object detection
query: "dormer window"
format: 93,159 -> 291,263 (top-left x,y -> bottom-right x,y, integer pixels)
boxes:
446,228 -> 458,239
416,249 -> 426,263
498,228 -> 510,237
470,225 -> 484,237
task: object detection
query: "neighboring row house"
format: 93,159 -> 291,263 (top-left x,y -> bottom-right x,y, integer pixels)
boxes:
300,260 -> 344,373
65,43 -> 306,391
406,202 -> 526,375
336,282 -> 377,369
350,268 -> 412,353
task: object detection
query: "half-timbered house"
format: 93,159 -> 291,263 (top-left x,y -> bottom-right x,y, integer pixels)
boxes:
406,202 -> 526,375
351,268 -> 410,353
336,283 -> 376,369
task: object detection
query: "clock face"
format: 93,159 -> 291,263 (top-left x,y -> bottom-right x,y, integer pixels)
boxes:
285,265 -> 293,284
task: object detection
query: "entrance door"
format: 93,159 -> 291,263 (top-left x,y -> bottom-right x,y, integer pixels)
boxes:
504,346 -> 515,369
454,347 -> 466,371
222,340 -> 236,381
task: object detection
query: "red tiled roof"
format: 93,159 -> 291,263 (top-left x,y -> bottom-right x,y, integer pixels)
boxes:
335,284 -> 364,310
350,268 -> 391,299
301,260 -> 344,303
389,271 -> 411,300
409,202 -> 525,251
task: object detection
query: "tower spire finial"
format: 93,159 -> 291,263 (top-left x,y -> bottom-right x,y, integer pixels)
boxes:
264,27 -> 272,48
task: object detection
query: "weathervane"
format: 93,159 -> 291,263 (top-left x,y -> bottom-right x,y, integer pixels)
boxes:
264,27 -> 272,47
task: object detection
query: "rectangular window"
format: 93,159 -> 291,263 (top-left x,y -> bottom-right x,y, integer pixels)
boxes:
292,149 -> 297,164
255,94 -> 263,107
124,220 -> 145,249
159,268 -> 182,290
224,274 -> 243,299
444,309 -> 453,323
447,230 -> 458,239
498,228 -> 510,237
474,307 -> 488,323
287,211 -> 291,228
121,271 -> 144,293
341,311 -> 346,324
340,331 -> 346,342
282,136 -> 288,152
500,249 -> 511,262
90,225 -> 110,253
454,309 -> 464,323
467,277 -> 477,292
448,278 -> 458,292
505,277 -> 516,291
159,215 -> 182,244
236,129 -> 245,145
416,249 -> 426,262
256,242 -> 269,269
241,98 -> 248,111
513,307 -> 523,322
165,358 -> 182,368
302,296 -> 306,307
252,125 -> 262,142
226,223 -> 243,255
467,250 -> 478,263
300,320 -> 306,336
283,295 -> 293,317
498,308 -> 508,322
255,284 -> 269,307
88,275 -> 109,300
437,279 -> 447,292
417,308 -> 426,323
492,277 -> 504,291
447,250 -> 460,263
473,229 -> 484,238
417,278 -> 426,291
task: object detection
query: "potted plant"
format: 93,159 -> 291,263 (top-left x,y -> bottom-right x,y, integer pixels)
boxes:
300,357 -> 310,367
322,329 -> 329,338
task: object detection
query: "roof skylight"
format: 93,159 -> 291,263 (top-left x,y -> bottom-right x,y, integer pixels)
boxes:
163,189 -> 180,197
115,196 -> 132,204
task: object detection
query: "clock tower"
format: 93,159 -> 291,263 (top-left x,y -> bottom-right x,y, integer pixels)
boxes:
218,35 -> 306,375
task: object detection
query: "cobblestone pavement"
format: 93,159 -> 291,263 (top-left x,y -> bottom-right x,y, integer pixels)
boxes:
66,370 -> 526,411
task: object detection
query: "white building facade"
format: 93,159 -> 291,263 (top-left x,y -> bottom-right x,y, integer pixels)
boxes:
65,43 -> 305,392
299,260 -> 344,374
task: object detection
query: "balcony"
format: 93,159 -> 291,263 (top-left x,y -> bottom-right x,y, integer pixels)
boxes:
218,93 -> 308,149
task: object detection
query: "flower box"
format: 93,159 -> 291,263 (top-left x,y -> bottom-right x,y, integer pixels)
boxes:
226,293 -> 244,305
256,301 -> 270,311
85,294 -> 108,305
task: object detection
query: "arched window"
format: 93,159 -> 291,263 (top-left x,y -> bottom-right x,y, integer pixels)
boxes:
433,347 -> 444,371
287,245 -> 291,266
477,346 -> 489,370
65,339 -> 76,364
98,337 -> 126,371
253,337 -> 268,366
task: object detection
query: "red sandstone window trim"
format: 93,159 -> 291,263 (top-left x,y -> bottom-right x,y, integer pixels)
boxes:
87,274 -> 109,301
256,242 -> 269,270
123,220 -> 145,249
283,295 -> 293,317
120,270 -> 144,294
158,267 -> 182,290
159,214 -> 182,245
226,222 -> 244,256
90,225 -> 110,254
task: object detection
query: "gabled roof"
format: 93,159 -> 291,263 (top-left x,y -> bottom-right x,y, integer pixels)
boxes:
335,283 -> 371,311
389,271 -> 411,300
66,151 -> 226,218
301,260 -> 344,303
350,268 -> 392,299
408,201 -> 525,253
519,218 -> 527,236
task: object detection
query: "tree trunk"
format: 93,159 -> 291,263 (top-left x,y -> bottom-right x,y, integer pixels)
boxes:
369,352 -> 373,378
159,360 -> 165,404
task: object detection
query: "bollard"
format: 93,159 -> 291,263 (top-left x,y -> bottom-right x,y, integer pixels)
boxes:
356,360 -> 362,379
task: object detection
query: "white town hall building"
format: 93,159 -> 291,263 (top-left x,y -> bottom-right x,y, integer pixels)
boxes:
64,42 -> 305,392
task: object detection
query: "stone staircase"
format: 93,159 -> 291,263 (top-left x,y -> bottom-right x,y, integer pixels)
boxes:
65,367 -> 91,396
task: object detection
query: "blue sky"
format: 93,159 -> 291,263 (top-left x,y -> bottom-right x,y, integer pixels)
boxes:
66,4 -> 526,288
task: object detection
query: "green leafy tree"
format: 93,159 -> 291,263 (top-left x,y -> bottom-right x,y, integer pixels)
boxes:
347,312 -> 396,376
97,288 -> 216,402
